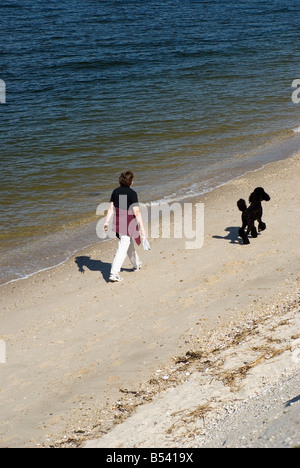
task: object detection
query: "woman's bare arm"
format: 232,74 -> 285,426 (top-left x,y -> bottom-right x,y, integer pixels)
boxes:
133,205 -> 146,238
104,202 -> 114,230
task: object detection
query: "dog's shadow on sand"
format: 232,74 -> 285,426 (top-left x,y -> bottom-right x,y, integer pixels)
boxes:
213,227 -> 244,245
75,256 -> 132,283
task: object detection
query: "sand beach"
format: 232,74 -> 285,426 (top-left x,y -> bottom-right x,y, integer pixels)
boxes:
0,153 -> 299,448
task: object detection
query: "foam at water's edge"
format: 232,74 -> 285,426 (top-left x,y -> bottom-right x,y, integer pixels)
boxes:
1,149 -> 299,290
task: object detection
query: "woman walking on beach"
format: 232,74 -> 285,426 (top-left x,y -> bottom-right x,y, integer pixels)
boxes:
104,171 -> 147,282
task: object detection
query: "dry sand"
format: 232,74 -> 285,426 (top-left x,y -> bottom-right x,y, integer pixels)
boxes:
0,153 -> 299,448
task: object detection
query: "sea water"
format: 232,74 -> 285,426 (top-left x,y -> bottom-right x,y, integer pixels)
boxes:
1,0 -> 300,285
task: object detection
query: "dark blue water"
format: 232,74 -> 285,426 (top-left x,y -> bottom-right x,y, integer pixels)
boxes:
1,0 -> 300,284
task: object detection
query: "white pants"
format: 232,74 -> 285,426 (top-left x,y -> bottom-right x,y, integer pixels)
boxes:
110,235 -> 140,276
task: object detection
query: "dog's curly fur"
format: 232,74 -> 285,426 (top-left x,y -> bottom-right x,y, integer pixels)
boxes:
237,187 -> 270,245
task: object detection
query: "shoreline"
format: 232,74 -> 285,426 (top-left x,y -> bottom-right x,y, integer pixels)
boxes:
1,141 -> 300,289
0,152 -> 299,448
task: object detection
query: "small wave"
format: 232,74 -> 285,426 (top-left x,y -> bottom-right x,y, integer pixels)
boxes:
293,126 -> 300,134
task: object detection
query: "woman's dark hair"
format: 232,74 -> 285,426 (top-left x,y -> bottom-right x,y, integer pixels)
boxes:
119,171 -> 134,187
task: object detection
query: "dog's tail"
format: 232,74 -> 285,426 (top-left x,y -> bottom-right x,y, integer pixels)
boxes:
237,199 -> 247,212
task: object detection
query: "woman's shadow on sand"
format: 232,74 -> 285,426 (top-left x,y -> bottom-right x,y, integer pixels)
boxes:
75,256 -> 112,282
213,226 -> 244,245
75,256 -> 133,283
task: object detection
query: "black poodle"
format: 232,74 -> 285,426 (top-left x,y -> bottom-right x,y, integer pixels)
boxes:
237,187 -> 270,245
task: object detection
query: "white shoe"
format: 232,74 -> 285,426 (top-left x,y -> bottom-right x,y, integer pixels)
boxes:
109,274 -> 123,282
133,263 -> 143,272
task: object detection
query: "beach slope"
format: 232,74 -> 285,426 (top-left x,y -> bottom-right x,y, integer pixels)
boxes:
0,154 -> 299,448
